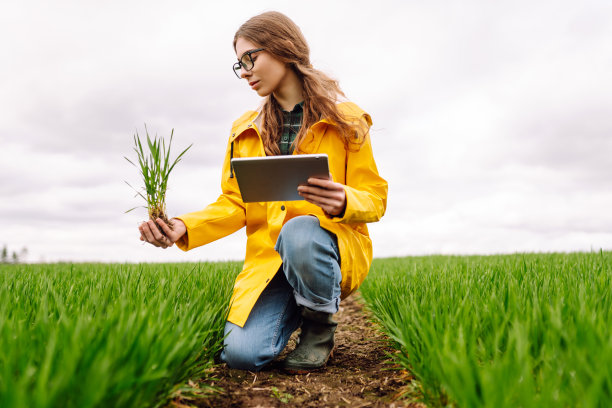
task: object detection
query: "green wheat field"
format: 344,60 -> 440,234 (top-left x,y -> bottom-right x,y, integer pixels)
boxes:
1,252 -> 610,407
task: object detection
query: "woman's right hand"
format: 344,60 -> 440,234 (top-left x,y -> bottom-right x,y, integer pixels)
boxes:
138,218 -> 187,249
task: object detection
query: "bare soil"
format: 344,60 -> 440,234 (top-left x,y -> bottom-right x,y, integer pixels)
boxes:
169,294 -> 425,408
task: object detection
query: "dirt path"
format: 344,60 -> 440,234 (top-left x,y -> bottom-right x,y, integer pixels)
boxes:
171,294 -> 423,407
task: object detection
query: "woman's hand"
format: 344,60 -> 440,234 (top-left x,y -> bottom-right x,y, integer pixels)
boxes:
138,218 -> 187,249
297,176 -> 347,217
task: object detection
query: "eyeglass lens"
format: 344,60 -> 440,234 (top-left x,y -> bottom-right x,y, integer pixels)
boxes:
233,54 -> 254,75
233,49 -> 263,78
241,53 -> 255,70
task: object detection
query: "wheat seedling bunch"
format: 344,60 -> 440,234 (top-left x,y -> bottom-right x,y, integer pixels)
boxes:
125,126 -> 192,229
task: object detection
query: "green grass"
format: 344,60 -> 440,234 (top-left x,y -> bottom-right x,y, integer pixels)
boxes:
0,262 -> 240,408
361,252 -> 612,408
3,253 -> 610,407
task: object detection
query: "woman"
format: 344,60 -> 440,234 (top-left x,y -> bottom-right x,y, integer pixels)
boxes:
139,11 -> 387,373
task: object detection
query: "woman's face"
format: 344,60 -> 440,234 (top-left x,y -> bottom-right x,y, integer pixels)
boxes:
235,37 -> 289,97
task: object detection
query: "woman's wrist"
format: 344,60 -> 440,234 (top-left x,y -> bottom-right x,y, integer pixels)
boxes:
170,218 -> 187,238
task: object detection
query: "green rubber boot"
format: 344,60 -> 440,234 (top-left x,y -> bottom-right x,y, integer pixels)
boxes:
283,308 -> 337,373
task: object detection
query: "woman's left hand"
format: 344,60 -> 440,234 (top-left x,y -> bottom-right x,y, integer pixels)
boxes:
297,176 -> 346,217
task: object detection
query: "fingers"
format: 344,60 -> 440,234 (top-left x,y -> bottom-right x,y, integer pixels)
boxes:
301,193 -> 345,215
304,177 -> 339,191
138,218 -> 186,250
139,221 -> 159,246
298,178 -> 347,216
301,192 -> 340,210
138,220 -> 174,249
158,218 -> 188,242
155,218 -> 177,242
157,218 -> 173,236
298,181 -> 343,199
298,186 -> 343,202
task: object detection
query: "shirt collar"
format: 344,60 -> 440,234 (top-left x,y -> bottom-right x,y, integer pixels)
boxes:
283,101 -> 304,114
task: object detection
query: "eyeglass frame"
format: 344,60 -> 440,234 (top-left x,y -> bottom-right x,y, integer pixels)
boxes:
232,48 -> 265,78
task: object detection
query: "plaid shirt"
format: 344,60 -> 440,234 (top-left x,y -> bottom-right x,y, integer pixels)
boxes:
279,102 -> 304,155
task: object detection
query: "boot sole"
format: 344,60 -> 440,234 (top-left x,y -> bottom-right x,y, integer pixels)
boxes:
282,349 -> 334,375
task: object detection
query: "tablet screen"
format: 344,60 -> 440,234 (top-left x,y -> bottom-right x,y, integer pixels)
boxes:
231,154 -> 329,202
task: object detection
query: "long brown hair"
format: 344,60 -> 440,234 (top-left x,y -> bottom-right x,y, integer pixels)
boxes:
234,11 -> 357,156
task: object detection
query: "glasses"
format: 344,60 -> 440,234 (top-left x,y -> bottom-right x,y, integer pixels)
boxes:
233,48 -> 265,78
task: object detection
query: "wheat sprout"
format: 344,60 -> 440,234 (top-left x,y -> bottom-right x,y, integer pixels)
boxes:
125,125 -> 192,228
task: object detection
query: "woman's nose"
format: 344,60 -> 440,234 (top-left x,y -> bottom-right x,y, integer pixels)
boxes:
240,68 -> 251,79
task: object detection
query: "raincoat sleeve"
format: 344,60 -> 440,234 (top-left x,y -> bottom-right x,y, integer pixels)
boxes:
332,114 -> 388,224
174,138 -> 246,251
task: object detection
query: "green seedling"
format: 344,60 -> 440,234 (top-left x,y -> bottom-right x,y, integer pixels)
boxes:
270,386 -> 293,403
0,261 -> 241,408
361,252 -> 612,408
125,125 -> 192,229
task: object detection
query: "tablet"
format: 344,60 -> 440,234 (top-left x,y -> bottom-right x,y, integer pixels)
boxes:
231,154 -> 329,202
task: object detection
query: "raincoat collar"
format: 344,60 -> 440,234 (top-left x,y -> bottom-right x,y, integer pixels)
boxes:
229,101 -> 368,143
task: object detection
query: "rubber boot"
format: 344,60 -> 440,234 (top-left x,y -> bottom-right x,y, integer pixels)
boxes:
282,307 -> 337,373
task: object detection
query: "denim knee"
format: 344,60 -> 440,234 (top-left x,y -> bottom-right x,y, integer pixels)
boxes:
275,216 -> 342,313
276,216 -> 323,269
221,322 -> 273,371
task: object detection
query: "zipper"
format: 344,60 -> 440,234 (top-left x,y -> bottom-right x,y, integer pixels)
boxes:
230,140 -> 235,178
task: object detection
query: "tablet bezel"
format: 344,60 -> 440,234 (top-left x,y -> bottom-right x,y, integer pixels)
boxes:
230,154 -> 330,202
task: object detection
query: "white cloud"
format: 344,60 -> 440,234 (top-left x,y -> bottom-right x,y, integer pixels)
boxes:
1,0 -> 611,262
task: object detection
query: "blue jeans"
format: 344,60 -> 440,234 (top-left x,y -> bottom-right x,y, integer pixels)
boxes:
220,216 -> 342,371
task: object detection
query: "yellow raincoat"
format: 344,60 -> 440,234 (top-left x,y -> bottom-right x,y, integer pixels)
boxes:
175,101 -> 387,327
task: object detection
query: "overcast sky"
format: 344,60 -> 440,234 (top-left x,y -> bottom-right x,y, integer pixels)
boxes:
1,0 -> 611,263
